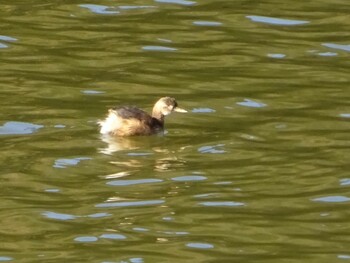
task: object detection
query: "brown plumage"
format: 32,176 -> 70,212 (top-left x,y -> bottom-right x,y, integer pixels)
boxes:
98,97 -> 187,136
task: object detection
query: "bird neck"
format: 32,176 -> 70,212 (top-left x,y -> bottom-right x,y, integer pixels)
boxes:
152,108 -> 165,125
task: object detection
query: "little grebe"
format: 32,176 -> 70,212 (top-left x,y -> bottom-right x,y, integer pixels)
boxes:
99,97 -> 187,136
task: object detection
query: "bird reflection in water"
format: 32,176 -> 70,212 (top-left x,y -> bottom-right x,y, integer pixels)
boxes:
99,135 -> 187,172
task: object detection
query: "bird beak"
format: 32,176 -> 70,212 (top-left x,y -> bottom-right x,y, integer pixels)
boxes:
174,107 -> 187,113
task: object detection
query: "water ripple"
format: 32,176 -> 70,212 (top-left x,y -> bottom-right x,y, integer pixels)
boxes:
44,188 -> 60,193
162,231 -> 189,235
142,46 -> 177,52
155,0 -> 196,6
81,89 -> 105,95
53,157 -> 91,169
119,5 -> 156,10
87,213 -> 111,218
267,53 -> 286,59
129,258 -> 144,263
199,201 -> 246,207
0,35 -> 17,49
237,99 -> 267,108
312,196 -> 350,203
186,242 -> 214,249
247,15 -> 309,25
79,4 -> 119,15
192,107 -> 216,113
340,113 -> 350,118
0,121 -> 43,135
171,175 -> 207,181
198,144 -> 226,154
133,227 -> 149,232
96,199 -> 165,208
107,178 -> 163,186
100,233 -> 127,240
74,236 -> 98,242
338,255 -> 350,259
0,257 -> 13,262
42,211 -> 77,221
317,52 -> 337,57
0,35 -> 17,42
322,43 -> 350,52
193,21 -> 222,27
340,178 -> 350,186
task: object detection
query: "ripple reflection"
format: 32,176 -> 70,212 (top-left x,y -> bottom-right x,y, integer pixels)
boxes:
96,199 -> 165,208
199,201 -> 246,207
155,0 -> 196,6
0,121 -> 43,135
311,196 -> 350,203
246,15 -> 309,25
79,4 -> 119,15
186,242 -> 214,249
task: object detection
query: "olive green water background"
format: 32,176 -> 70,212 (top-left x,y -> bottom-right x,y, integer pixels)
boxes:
1,0 -> 350,262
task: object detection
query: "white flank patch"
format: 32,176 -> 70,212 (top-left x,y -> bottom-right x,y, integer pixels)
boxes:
98,112 -> 121,134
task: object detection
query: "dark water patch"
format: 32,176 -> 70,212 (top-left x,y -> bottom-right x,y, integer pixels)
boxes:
213,181 -> 232,185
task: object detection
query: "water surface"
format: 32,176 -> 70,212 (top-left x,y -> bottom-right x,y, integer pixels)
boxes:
1,0 -> 350,262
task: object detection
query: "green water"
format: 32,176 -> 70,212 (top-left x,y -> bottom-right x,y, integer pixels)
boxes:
1,1 -> 350,262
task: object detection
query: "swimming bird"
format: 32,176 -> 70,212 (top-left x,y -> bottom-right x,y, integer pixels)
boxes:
99,97 -> 187,136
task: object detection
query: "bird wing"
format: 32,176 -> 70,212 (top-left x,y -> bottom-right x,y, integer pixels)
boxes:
112,106 -> 153,122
